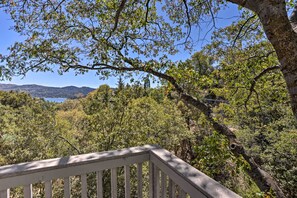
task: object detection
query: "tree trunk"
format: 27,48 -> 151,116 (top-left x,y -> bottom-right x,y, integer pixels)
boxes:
254,0 -> 297,121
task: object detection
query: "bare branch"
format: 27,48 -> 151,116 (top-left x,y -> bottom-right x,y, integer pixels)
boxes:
232,15 -> 256,47
182,0 -> 191,42
237,19 -> 260,40
244,65 -> 280,108
206,0 -> 216,28
57,135 -> 81,154
44,0 -> 66,20
144,0 -> 151,32
107,0 -> 127,40
79,23 -> 99,42
49,0 -> 66,12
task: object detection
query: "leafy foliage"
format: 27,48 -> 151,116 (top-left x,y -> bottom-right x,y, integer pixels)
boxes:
0,91 -> 57,164
1,1 -> 297,196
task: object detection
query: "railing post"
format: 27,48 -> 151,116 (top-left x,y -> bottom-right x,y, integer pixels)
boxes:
177,186 -> 186,198
64,177 -> 70,198
172,184 -> 176,198
24,184 -> 32,198
45,180 -> 52,198
149,161 -> 154,198
124,165 -> 131,198
161,171 -> 166,197
111,168 -> 117,198
154,166 -> 160,198
0,189 -> 10,198
97,171 -> 103,198
81,174 -> 87,198
137,163 -> 143,198
168,179 -> 175,198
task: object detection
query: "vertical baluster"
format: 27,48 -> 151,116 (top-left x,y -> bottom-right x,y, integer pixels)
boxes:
124,165 -> 130,198
178,189 -> 186,198
64,177 -> 70,198
168,179 -> 173,198
154,166 -> 160,198
149,161 -> 154,198
160,171 -> 166,198
111,168 -> 117,198
81,174 -> 87,198
97,171 -> 103,198
45,180 -> 52,198
137,163 -> 143,198
24,184 -> 32,198
0,189 -> 10,198
169,180 -> 176,198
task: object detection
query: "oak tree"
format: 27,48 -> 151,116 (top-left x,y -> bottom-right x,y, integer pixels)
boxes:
2,1 -> 297,197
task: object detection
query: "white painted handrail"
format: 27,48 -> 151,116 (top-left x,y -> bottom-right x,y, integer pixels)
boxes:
0,145 -> 241,198
150,147 -> 241,198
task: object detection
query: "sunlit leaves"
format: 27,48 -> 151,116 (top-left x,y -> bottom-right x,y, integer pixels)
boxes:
166,51 -> 217,100
0,91 -> 57,164
0,0 -> 187,78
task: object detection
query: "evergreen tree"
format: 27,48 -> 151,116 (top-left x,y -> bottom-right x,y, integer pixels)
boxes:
116,76 -> 125,92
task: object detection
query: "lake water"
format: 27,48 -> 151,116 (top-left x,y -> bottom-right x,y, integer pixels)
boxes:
44,98 -> 67,103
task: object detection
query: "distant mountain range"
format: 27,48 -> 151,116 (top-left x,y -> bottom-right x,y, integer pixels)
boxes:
0,83 -> 95,98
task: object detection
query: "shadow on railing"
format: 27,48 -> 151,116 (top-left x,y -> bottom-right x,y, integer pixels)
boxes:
0,145 -> 241,198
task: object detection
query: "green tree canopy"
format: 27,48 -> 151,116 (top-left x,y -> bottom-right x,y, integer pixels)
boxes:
2,1 -> 297,197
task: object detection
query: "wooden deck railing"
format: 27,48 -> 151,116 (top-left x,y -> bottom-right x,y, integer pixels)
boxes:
0,145 -> 241,198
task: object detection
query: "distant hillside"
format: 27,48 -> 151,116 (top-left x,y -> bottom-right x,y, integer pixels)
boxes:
0,83 -> 95,98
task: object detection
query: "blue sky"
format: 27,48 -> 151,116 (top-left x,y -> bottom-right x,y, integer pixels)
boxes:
0,3 -> 240,88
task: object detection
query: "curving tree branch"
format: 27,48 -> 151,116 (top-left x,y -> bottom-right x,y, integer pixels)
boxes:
107,0 -> 127,40
232,14 -> 256,47
57,135 -> 81,154
182,0 -> 192,42
144,0 -> 151,32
